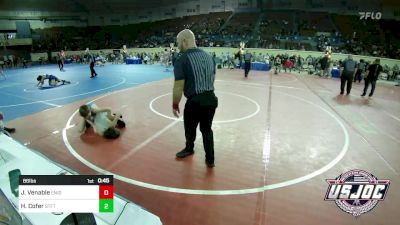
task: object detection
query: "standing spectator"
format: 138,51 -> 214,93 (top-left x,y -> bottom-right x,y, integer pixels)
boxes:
383,64 -> 389,74
8,55 -> 14,68
172,50 -> 179,66
143,54 -> 150,64
222,52 -> 228,68
238,47 -> 244,69
264,54 -> 270,64
274,56 -> 282,75
243,50 -> 252,78
362,59 -> 383,97
295,55 -> 302,72
2,55 -> 7,68
257,53 -> 263,62
354,59 -> 366,83
306,55 -> 313,65
0,67 -> 5,79
320,55 -> 330,77
172,29 -> 218,168
284,58 -> 294,73
340,55 -> 357,95
227,53 -> 235,69
22,57 -> 27,68
392,64 -> 399,83
0,58 -> 4,69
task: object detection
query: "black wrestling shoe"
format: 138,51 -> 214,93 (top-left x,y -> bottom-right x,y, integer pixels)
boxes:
4,127 -> 16,133
117,119 -> 125,128
361,93 -> 366,97
176,148 -> 194,158
205,159 -> 215,168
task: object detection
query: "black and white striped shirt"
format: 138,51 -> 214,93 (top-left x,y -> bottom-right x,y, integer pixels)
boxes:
174,48 -> 216,98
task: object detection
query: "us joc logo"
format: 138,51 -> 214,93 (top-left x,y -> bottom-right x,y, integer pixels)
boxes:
325,169 -> 390,217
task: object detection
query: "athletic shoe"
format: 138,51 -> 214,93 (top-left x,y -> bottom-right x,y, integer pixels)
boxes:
4,127 -> 15,133
176,148 -> 194,158
205,159 -> 215,168
117,119 -> 126,128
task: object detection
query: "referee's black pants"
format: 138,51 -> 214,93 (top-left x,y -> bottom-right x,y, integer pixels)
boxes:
184,91 -> 218,163
340,72 -> 354,94
244,61 -> 251,77
90,67 -> 97,77
57,60 -> 63,71
90,62 -> 97,77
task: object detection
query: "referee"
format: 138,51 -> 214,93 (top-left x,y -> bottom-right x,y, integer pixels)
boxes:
172,29 -> 218,168
340,55 -> 357,95
243,50 -> 252,78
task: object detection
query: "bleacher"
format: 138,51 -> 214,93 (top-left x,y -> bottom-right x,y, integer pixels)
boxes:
260,11 -> 293,35
297,11 -> 335,36
23,11 -> 400,59
191,12 -> 231,35
222,12 -> 260,36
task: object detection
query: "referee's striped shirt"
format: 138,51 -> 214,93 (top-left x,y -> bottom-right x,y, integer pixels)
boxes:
174,48 -> 216,98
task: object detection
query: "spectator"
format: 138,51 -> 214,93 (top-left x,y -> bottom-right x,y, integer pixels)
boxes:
354,59 -> 366,83
274,56 -> 282,74
320,55 -> 330,77
284,58 -> 294,73
362,59 -> 383,97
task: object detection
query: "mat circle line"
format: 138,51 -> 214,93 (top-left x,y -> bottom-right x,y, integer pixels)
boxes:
62,80 -> 350,195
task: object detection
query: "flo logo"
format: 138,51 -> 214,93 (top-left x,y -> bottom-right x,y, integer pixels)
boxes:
325,169 -> 390,217
359,12 -> 382,20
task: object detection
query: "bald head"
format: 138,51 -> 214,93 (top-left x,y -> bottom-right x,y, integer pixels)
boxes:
177,29 -> 197,52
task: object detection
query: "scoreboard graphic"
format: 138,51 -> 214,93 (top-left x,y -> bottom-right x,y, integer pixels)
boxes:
18,175 -> 114,213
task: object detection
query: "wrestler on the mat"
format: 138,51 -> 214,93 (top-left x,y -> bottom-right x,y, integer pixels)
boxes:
36,74 -> 71,87
78,103 -> 125,139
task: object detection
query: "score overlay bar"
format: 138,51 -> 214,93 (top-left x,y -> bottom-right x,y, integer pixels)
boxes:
18,175 -> 113,213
